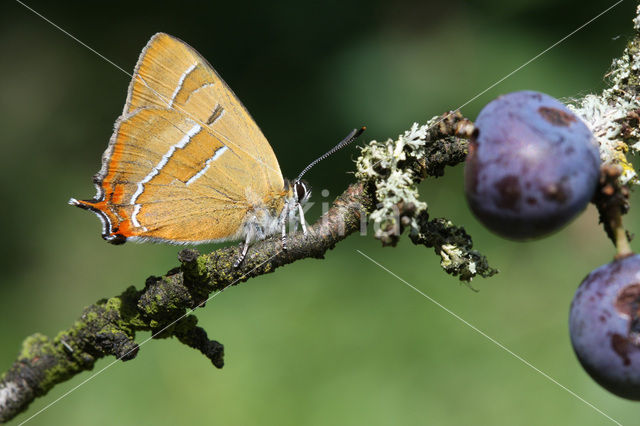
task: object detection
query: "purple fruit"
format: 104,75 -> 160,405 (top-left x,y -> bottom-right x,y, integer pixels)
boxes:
569,254 -> 640,400
465,90 -> 600,239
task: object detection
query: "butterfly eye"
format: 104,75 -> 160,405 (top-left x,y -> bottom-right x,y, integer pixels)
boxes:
294,181 -> 308,202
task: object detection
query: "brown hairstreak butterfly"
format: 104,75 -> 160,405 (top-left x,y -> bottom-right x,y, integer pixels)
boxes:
69,33 -> 364,266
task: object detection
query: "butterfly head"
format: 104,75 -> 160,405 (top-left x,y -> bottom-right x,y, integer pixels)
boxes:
283,178 -> 311,207
293,180 -> 311,204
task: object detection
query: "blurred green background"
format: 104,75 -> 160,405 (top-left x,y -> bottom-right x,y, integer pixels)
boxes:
2,0 -> 639,424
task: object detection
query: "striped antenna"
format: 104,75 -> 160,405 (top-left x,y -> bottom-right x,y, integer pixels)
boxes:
296,127 -> 366,181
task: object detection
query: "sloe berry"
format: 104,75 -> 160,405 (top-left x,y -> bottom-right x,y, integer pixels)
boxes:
465,91 -> 600,239
569,254 -> 640,400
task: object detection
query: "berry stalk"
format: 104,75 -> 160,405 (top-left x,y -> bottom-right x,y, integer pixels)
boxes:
592,164 -> 633,259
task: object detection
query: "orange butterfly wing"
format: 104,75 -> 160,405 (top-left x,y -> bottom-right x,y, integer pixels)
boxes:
71,33 -> 286,243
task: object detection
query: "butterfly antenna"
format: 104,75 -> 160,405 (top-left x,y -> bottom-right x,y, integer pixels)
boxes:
296,127 -> 366,181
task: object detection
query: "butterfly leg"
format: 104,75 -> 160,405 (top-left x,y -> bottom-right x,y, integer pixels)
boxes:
280,205 -> 289,251
233,234 -> 251,268
297,203 -> 308,235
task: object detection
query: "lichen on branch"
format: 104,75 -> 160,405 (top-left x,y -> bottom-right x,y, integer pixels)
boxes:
569,4 -> 640,186
356,110 -> 495,281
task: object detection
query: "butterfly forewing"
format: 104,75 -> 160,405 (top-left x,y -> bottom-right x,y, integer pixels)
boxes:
125,33 -> 282,188
73,33 -> 285,244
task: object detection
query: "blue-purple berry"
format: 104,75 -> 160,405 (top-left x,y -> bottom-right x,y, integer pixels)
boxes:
569,254 -> 640,400
464,90 -> 601,239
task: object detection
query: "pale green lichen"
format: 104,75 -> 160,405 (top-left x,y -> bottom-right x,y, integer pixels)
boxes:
440,244 -> 463,268
568,4 -> 640,185
356,121 -> 433,239
411,216 -> 497,281
356,113 -> 495,281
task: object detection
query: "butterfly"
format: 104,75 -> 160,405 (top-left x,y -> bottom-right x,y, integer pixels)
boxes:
69,33 -> 363,266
